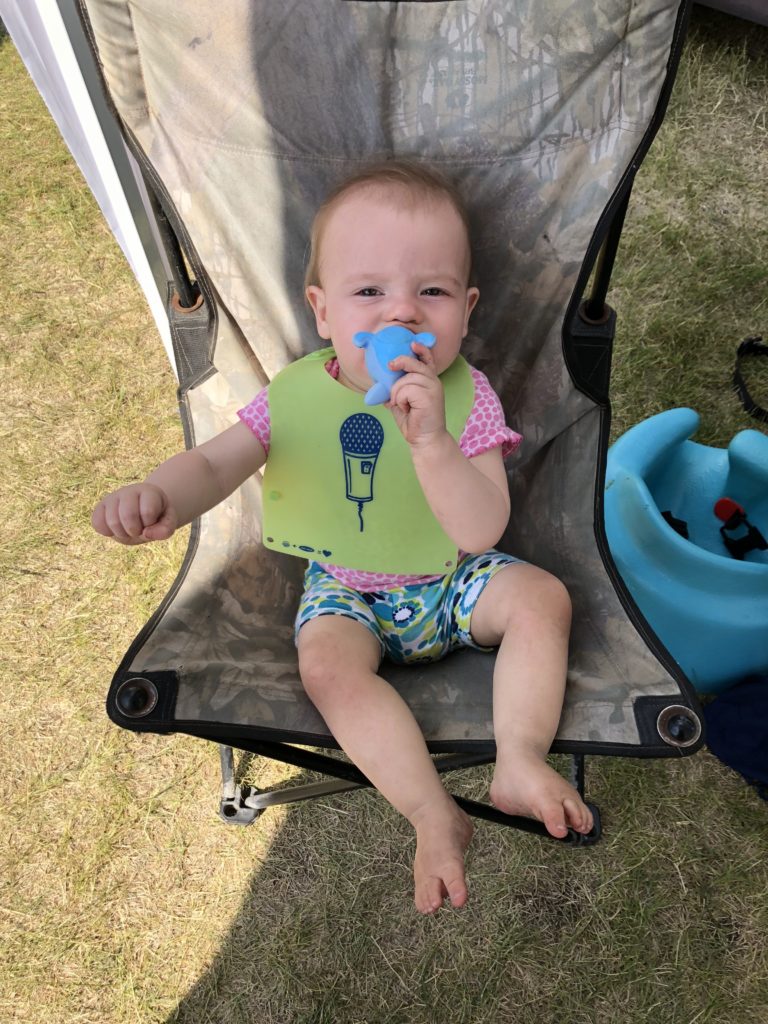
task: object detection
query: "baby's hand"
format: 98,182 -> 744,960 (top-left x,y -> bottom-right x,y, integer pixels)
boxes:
92,483 -> 178,545
386,342 -> 447,448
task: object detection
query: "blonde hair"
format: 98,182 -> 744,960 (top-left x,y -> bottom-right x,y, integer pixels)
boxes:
304,160 -> 474,292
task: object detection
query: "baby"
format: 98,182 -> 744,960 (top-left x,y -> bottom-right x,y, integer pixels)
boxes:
93,160 -> 593,914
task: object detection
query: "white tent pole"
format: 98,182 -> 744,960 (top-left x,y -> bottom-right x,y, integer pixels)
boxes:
1,0 -> 177,371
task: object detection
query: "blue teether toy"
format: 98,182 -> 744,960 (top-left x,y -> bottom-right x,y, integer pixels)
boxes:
352,326 -> 436,405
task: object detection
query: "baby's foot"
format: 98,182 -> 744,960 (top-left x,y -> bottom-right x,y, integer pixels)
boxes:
411,801 -> 474,915
490,750 -> 594,839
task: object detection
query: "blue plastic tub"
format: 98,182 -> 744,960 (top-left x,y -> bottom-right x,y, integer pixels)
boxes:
604,408 -> 768,693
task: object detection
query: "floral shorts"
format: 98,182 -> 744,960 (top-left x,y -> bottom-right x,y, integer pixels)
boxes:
295,551 -> 522,665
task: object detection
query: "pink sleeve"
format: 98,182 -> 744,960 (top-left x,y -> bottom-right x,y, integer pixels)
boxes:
459,368 -> 523,460
237,387 -> 271,454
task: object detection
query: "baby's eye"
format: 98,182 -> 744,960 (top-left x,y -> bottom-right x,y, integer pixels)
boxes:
356,287 -> 382,297
421,287 -> 448,297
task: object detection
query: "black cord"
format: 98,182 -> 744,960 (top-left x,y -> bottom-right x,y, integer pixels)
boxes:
732,336 -> 768,424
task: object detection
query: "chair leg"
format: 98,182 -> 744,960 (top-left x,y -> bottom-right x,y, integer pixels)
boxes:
216,740 -> 602,844
218,744 -> 262,825
571,752 -> 586,798
570,754 -> 602,845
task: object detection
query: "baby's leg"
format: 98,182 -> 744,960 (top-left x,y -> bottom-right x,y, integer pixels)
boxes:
297,614 -> 473,913
469,564 -> 594,838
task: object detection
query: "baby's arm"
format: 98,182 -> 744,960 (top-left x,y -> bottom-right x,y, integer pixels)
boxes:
411,439 -> 510,554
92,421 -> 266,544
387,345 -> 511,552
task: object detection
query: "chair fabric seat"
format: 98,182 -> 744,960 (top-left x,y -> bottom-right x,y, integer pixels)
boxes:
82,0 -> 703,757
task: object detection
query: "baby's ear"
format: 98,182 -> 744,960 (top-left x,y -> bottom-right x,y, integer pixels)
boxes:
306,286 -> 332,339
463,286 -> 480,335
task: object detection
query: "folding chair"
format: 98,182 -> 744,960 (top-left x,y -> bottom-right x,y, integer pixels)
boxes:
74,0 -> 703,844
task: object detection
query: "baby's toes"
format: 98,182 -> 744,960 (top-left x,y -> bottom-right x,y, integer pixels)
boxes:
443,863 -> 468,909
564,797 -> 593,834
415,875 -> 446,916
540,799 -> 569,838
580,804 -> 595,834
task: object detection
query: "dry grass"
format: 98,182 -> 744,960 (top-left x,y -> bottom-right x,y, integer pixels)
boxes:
1,9 -> 767,1024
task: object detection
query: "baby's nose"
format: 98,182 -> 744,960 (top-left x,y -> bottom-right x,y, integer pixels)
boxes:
386,295 -> 420,325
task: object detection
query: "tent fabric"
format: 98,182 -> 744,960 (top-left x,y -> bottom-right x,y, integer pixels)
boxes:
78,0 -> 701,751
1,0 -> 174,360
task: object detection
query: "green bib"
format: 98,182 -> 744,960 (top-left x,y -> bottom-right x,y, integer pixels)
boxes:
262,348 -> 475,574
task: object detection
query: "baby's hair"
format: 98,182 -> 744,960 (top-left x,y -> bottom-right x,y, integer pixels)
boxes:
305,159 -> 474,292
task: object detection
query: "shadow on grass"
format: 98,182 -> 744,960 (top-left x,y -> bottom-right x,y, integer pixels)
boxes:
162,756 -> 590,1024
160,745 -> 768,1024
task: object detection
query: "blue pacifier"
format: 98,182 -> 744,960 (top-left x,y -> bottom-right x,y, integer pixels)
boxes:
352,326 -> 436,406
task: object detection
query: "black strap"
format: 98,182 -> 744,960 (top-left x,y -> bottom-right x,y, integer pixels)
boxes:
733,336 -> 768,423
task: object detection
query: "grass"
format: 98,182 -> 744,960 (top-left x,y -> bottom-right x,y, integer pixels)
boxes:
609,15 -> 768,444
1,9 -> 767,1024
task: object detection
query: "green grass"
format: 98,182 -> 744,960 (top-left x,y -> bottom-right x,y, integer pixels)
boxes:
1,10 -> 767,1024
609,16 -> 768,444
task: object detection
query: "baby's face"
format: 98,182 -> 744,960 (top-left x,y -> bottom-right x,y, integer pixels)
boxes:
306,190 -> 479,393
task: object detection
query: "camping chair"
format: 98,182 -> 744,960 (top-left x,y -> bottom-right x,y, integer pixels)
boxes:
76,0 -> 704,844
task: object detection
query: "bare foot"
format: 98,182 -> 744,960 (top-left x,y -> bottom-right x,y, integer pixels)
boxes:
490,750 -> 594,838
411,800 -> 474,915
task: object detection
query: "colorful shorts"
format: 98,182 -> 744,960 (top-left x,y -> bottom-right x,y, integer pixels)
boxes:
295,551 -> 522,665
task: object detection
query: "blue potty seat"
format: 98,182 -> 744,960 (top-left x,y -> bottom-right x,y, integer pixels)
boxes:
604,408 -> 768,694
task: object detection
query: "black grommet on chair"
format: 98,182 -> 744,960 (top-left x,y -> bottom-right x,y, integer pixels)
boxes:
115,677 -> 159,718
656,705 -> 702,748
